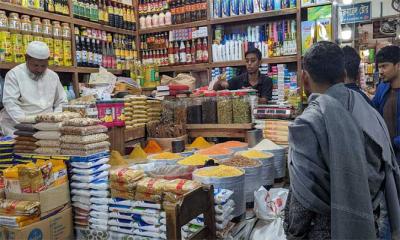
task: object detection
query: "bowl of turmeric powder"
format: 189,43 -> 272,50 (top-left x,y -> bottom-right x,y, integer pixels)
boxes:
148,152 -> 184,165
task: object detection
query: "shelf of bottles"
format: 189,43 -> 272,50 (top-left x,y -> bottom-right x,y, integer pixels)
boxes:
138,0 -> 207,31
141,26 -> 208,67
0,11 -> 72,66
72,0 -> 137,31
74,26 -> 138,71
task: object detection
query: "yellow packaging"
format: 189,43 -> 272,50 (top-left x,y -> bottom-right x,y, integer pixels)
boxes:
10,33 -> 23,63
0,31 -> 12,63
33,35 -> 43,42
43,37 -> 54,65
62,40 -> 72,66
53,38 -> 63,66
50,159 -> 67,187
22,33 -> 33,61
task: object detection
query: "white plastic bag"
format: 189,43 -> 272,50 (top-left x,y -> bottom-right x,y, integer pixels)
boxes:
251,187 -> 288,240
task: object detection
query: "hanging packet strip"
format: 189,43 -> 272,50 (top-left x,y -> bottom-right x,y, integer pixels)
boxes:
71,164 -> 111,175
109,198 -> 162,210
70,158 -> 109,169
71,171 -> 109,183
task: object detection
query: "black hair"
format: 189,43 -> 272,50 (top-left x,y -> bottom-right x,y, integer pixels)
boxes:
245,48 -> 262,61
303,41 -> 345,85
342,46 -> 360,81
376,45 -> 400,65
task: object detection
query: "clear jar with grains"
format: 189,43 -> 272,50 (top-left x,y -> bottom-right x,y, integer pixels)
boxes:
61,23 -> 71,39
42,19 -> 52,36
217,91 -> 233,124
52,21 -> 62,38
202,91 -> 217,124
53,21 -> 63,66
20,15 -> 32,33
232,91 -> 251,124
31,17 -> 43,42
174,98 -> 187,125
187,95 -> 202,124
0,11 -> 8,29
8,13 -> 21,31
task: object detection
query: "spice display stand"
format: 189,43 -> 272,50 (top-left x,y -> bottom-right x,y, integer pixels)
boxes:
108,126 -> 146,154
164,185 -> 216,240
186,124 -> 254,140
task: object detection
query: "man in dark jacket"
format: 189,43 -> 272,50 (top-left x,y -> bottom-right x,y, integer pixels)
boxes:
342,46 -> 373,106
372,45 -> 400,162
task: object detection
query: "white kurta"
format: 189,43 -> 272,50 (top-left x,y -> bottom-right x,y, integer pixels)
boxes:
0,63 -> 68,136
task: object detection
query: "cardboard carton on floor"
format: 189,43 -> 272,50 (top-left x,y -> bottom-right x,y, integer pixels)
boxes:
0,207 -> 73,240
5,182 -> 70,215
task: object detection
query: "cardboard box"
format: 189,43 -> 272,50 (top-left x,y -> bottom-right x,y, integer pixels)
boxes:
5,182 -> 70,214
0,207 -> 73,240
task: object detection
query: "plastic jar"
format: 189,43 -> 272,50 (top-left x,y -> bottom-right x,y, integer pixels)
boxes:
233,91 -> 251,123
0,11 -> 8,29
61,23 -> 71,66
0,11 -> 9,63
61,22 -> 71,39
52,21 -> 63,66
202,91 -> 217,124
31,17 -> 43,42
113,99 -> 125,127
42,19 -> 53,65
217,91 -> 233,124
21,15 -> 32,62
187,96 -> 202,124
8,13 -> 21,31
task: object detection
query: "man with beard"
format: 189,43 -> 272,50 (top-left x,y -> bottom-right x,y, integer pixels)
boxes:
372,45 -> 400,162
0,41 -> 67,136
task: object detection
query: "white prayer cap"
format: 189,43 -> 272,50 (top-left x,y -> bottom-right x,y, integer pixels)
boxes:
26,41 -> 50,59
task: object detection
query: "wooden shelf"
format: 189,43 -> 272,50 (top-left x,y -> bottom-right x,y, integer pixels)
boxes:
139,20 -> 209,34
210,8 -> 297,25
301,2 -> 332,8
0,63 -> 77,73
0,2 -> 72,22
186,123 -> 253,130
75,67 -> 124,75
211,55 -> 298,68
159,63 -> 209,73
72,18 -> 137,36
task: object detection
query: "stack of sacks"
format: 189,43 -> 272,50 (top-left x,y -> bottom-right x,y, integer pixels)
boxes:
124,96 -> 148,129
0,137 -> 15,170
69,152 -> 111,231
109,168 -> 144,201
146,99 -> 162,123
108,198 -> 167,239
0,199 -> 40,228
181,188 -> 235,239
14,123 -> 38,154
33,112 -> 81,155
60,118 -> 110,156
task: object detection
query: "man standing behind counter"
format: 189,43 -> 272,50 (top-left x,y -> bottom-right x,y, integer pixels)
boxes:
213,48 -> 273,104
0,41 -> 68,136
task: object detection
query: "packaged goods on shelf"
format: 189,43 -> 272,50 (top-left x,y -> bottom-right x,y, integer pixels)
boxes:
2,0 -> 70,15
0,12 -> 72,66
0,137 -> 15,170
212,0 -> 297,18
212,21 -> 297,62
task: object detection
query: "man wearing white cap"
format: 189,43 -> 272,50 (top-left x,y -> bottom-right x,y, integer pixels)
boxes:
0,41 -> 67,136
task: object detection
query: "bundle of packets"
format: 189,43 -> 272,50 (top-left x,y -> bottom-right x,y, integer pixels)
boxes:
0,137 -> 15,170
146,99 -> 162,123
108,198 -> 167,239
60,118 -> 110,156
69,152 -> 111,231
3,160 -> 68,194
124,96 -> 149,129
109,167 -> 200,203
0,199 -> 40,228
13,123 -> 38,154
13,154 -> 70,165
181,188 -> 235,240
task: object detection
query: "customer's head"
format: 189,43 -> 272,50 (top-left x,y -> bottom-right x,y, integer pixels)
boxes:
245,48 -> 262,74
376,45 -> 400,83
342,46 -> 360,84
302,41 -> 345,96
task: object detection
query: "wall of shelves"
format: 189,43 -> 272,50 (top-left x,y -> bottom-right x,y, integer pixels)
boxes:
0,0 -> 328,98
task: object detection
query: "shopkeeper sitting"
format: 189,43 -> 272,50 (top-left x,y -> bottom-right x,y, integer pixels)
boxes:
213,48 -> 273,104
0,41 -> 68,136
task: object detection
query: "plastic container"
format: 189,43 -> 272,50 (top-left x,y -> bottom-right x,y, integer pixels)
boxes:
147,154 -> 184,166
113,99 -> 125,127
174,98 -> 187,125
217,91 -> 233,124
233,91 -> 251,123
187,96 -> 202,124
202,91 -> 217,124
236,150 -> 275,186
96,101 -> 114,128
193,166 -> 245,217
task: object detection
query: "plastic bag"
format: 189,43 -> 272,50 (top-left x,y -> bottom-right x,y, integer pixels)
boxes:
34,122 -> 63,131
71,164 -> 111,175
33,131 -> 61,140
70,158 -> 109,169
250,187 -> 288,240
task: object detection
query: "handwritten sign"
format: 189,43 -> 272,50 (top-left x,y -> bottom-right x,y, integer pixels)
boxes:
340,2 -> 371,24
